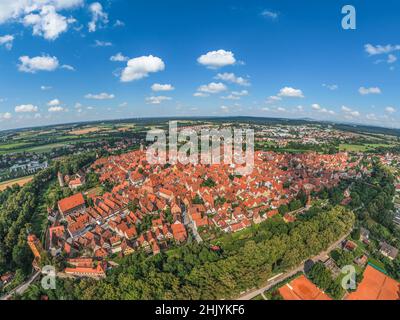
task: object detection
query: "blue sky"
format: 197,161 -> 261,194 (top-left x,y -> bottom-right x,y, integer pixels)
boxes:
0,0 -> 400,130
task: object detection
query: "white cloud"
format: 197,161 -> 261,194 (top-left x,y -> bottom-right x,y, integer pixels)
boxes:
214,72 -> 250,86
364,44 -> 400,55
114,20 -> 125,27
341,105 -> 360,117
88,2 -> 108,32
85,92 -> 115,100
61,64 -> 75,71
47,98 -> 60,106
193,92 -> 209,98
119,102 -> 128,107
197,82 -> 227,94
0,0 -> 83,24
266,95 -> 282,104
222,90 -> 249,100
0,34 -> 14,50
94,40 -> 112,47
151,83 -> 175,92
146,96 -> 172,104
261,10 -> 278,19
15,104 -> 38,113
387,54 -> 397,64
220,105 -> 230,113
41,85 -> 52,90
322,83 -> 338,90
48,106 -> 64,112
23,5 -> 74,40
110,52 -> 128,62
120,55 -> 165,82
18,55 -> 59,73
0,112 -> 12,120
278,86 -> 304,98
197,49 -> 236,69
385,106 -> 396,114
311,103 -> 321,111
359,86 -> 381,95
311,103 -> 335,115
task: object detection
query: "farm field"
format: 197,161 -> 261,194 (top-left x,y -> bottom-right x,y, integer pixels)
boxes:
0,175 -> 34,191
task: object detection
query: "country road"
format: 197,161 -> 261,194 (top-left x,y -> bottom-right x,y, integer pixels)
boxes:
236,231 -> 351,300
1,271 -> 41,301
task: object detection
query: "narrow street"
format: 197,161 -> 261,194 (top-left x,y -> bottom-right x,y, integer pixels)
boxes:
0,271 -> 41,301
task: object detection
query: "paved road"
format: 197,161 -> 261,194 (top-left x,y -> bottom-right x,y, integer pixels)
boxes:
236,231 -> 350,300
0,271 -> 41,300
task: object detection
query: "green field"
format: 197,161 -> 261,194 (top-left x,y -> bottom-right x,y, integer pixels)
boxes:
339,143 -> 395,152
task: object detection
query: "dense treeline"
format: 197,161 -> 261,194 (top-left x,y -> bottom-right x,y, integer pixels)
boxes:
0,153 -> 96,280
349,163 -> 395,229
21,206 -> 354,300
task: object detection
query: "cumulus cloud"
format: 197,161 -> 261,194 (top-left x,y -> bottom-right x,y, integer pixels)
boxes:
151,83 -> 174,92
341,105 -> 360,117
48,106 -> 64,112
88,2 -> 108,32
261,10 -> 279,19
387,54 -> 397,64
266,95 -> 282,104
0,34 -> 14,50
322,83 -> 338,90
385,106 -> 396,114
0,0 -> 83,26
214,72 -> 250,86
197,82 -> 227,94
220,105 -> 230,113
41,85 -> 52,90
311,103 -> 335,115
221,90 -> 249,100
120,55 -> 165,82
197,49 -> 236,69
94,40 -> 112,47
60,64 -> 75,71
23,5 -> 75,40
0,112 -> 12,120
359,86 -> 381,95
193,92 -> 209,98
47,98 -> 61,106
278,86 -> 304,98
85,92 -> 115,100
15,104 -> 38,113
18,55 -> 59,73
364,44 -> 400,55
110,52 -> 129,62
145,96 -> 172,104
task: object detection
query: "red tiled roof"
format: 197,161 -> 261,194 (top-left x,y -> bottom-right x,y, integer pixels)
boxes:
58,193 -> 85,213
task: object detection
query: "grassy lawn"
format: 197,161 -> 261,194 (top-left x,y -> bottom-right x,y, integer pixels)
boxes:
339,143 -> 395,152
367,257 -> 386,272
